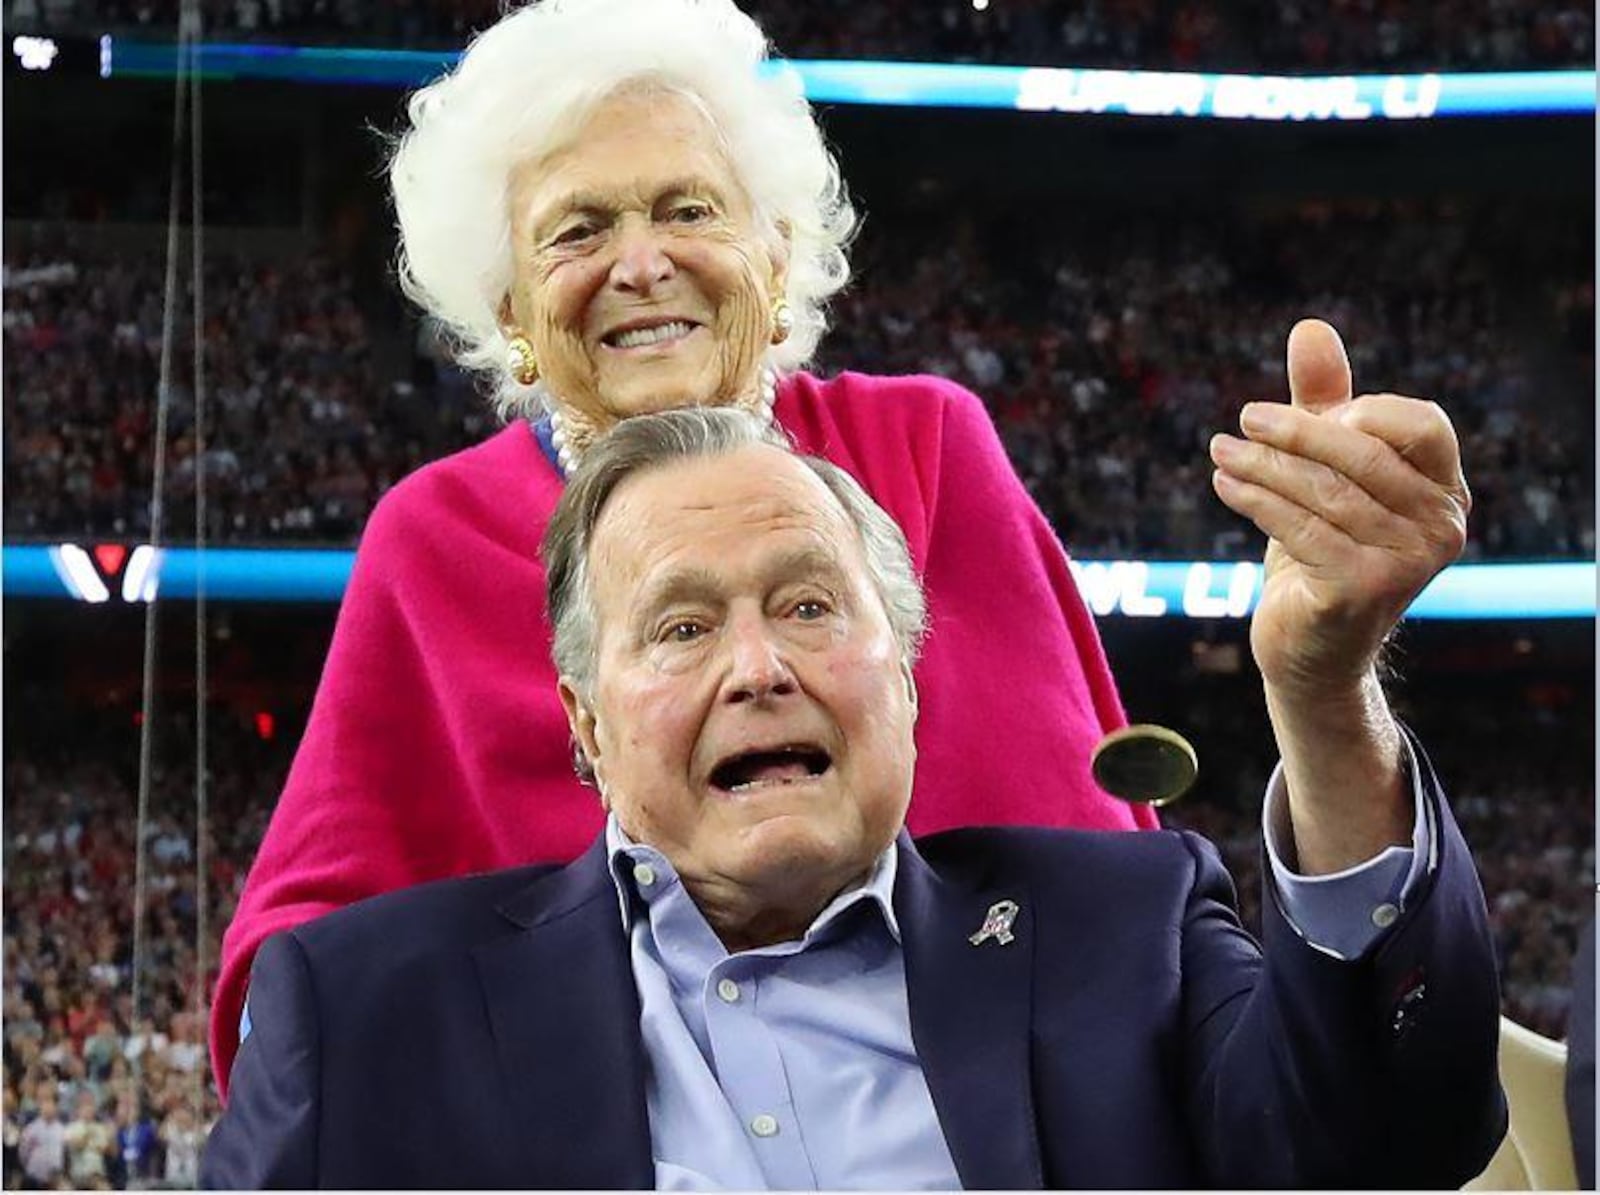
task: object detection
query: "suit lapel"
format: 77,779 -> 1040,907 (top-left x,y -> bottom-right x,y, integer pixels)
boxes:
472,838 -> 654,1189
897,835 -> 1044,1190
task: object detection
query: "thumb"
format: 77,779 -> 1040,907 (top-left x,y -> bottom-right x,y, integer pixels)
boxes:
1286,318 -> 1353,415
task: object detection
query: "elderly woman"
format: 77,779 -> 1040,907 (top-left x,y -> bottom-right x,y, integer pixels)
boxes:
212,0 -> 1157,1091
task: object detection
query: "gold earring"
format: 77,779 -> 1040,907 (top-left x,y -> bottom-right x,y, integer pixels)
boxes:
507,335 -> 540,386
770,299 -> 794,346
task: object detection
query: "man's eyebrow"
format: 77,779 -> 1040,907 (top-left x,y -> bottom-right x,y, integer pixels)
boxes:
631,566 -> 726,624
767,546 -> 850,586
628,547 -> 850,627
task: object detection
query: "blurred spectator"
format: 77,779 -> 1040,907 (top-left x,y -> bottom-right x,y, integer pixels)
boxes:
17,1087 -> 65,1188
3,1086 -> 19,1186
112,1095 -> 160,1189
62,1090 -> 115,1188
160,1104 -> 203,1188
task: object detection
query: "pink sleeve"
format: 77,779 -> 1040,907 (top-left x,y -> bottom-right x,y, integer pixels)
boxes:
909,377 -> 1153,834
211,433 -> 599,1097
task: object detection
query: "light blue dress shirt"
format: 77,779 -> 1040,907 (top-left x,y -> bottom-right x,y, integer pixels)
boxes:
605,822 -> 961,1190
601,738 -> 1432,1191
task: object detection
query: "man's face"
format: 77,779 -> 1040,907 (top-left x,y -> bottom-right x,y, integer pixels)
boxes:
561,447 -> 917,925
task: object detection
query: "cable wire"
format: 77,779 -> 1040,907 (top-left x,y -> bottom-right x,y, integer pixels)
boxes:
188,0 -> 212,1127
130,5 -> 197,1107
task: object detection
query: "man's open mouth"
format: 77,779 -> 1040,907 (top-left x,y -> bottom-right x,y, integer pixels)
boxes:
709,746 -> 832,794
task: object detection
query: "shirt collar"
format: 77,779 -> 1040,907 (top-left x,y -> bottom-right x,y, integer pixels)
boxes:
604,813 -> 902,945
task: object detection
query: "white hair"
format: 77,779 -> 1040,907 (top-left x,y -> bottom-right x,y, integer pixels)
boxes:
544,408 -> 927,707
388,0 -> 858,420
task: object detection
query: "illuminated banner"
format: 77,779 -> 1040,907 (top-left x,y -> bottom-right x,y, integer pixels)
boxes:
790,62 -> 1534,119
1065,560 -> 1595,620
99,41 -> 1595,120
3,545 -> 1593,619
4,544 -> 354,604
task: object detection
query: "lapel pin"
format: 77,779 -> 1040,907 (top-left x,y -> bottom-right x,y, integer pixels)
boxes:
969,899 -> 1020,947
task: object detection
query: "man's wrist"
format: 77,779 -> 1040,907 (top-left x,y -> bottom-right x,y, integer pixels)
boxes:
1265,669 -> 1410,875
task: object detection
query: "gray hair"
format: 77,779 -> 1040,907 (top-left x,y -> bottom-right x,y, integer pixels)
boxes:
544,408 -> 927,705
388,0 -> 857,421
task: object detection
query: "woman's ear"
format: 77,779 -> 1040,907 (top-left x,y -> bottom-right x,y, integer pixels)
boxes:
497,293 -> 520,339
766,220 -> 792,301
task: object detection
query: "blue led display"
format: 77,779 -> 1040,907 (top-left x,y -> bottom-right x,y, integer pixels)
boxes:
6,545 -> 1592,619
101,40 -> 1595,120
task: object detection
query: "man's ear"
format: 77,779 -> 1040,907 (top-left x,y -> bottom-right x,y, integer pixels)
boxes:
900,659 -> 919,718
558,677 -> 604,797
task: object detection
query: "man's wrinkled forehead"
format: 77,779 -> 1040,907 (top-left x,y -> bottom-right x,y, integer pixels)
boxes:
587,448 -> 858,600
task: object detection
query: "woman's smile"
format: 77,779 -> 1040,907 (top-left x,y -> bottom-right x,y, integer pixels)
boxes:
601,318 -> 703,353
506,86 -> 784,428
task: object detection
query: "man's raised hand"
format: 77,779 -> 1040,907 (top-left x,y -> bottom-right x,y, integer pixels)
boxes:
1208,318 -> 1471,700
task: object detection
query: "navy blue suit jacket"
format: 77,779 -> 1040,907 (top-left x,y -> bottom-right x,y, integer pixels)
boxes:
203,765 -> 1504,1189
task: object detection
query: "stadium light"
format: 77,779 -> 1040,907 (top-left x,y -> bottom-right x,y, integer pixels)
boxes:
12,35 -> 59,71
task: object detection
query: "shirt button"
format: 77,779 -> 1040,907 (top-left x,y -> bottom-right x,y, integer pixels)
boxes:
632,863 -> 657,888
1371,902 -> 1400,929
716,978 -> 741,1004
749,1114 -> 779,1138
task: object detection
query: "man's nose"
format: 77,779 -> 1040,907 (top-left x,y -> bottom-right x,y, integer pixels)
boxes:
723,618 -> 798,705
607,218 -> 674,293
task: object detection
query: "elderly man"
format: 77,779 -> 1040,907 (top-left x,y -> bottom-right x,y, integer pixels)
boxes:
204,323 -> 1504,1189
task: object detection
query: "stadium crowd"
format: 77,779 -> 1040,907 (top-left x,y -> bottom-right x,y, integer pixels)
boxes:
3,676 -> 1589,1184
2,242 -> 478,545
2,702 -> 275,1188
5,196 -> 1592,560
826,197 -> 1594,560
9,0 -> 1594,72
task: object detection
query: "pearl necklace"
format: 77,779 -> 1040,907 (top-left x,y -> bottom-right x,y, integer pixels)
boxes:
547,367 -> 779,476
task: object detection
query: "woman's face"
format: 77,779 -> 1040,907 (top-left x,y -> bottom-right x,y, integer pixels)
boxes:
506,88 -> 784,428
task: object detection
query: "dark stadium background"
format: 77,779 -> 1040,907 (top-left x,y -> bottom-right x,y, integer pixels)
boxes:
3,5 -> 1594,1183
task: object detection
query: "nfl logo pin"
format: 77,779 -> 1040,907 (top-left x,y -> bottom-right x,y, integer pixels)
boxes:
969,899 -> 1020,947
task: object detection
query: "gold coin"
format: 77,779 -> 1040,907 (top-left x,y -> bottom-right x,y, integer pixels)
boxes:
1091,724 -> 1199,806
